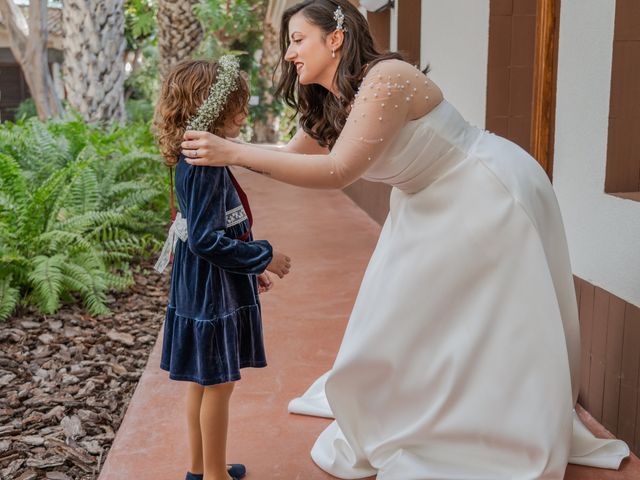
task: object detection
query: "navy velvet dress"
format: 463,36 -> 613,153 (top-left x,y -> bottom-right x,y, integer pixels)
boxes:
160,155 -> 273,385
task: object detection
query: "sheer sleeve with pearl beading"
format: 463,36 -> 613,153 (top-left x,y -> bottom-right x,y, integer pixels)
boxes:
324,59 -> 437,187
232,59 -> 438,190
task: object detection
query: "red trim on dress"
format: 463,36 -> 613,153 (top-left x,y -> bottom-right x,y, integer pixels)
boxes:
226,167 -> 253,241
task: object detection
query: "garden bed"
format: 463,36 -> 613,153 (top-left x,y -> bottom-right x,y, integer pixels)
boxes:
0,259 -> 168,480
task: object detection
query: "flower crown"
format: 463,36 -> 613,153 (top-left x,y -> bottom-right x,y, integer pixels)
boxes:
334,6 -> 346,32
186,55 -> 241,132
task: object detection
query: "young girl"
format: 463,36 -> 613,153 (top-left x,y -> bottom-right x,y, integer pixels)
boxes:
153,57 -> 291,480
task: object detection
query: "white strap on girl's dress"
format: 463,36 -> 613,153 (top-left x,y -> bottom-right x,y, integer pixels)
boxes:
154,212 -> 188,273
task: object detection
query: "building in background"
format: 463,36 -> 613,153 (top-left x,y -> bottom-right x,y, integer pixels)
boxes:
0,0 -> 63,121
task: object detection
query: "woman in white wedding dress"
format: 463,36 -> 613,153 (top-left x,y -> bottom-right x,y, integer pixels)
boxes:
179,1 -> 629,478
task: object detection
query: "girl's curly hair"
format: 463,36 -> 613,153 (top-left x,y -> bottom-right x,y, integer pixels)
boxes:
153,59 -> 249,167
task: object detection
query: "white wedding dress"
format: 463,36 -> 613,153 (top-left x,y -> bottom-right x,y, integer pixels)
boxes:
288,70 -> 630,479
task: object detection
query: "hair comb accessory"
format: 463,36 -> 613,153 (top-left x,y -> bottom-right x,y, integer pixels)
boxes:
334,6 -> 346,32
186,55 -> 241,131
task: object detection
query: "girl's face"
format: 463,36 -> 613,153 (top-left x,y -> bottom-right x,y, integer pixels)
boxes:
284,12 -> 339,89
218,108 -> 247,139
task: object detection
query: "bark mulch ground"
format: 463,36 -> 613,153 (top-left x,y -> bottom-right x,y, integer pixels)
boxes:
0,259 -> 168,480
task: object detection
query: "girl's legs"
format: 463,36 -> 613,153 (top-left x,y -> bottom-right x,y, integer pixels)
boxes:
201,381 -> 235,480
186,382 -> 205,474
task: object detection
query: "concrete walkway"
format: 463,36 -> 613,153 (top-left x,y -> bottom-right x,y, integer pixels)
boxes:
99,169 -> 638,480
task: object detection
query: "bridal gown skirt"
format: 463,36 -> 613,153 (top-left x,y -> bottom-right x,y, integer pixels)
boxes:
289,116 -> 629,479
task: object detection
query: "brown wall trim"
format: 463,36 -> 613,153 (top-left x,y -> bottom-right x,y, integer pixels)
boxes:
397,0 -> 421,66
604,0 -> 640,197
575,276 -> 640,456
367,10 -> 391,52
485,0 -> 537,155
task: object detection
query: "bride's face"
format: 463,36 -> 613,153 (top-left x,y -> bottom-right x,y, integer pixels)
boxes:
284,12 -> 337,87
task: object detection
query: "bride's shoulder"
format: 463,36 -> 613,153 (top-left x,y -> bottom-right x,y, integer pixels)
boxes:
363,59 -> 421,82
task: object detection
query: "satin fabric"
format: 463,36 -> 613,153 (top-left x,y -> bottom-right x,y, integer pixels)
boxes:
289,101 -> 629,479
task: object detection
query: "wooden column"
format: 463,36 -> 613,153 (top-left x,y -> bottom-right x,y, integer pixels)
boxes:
531,0 -> 561,179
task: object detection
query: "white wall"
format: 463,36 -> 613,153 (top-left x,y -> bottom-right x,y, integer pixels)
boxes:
553,0 -> 640,305
419,0 -> 489,129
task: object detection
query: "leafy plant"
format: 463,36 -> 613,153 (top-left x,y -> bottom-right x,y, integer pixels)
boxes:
13,98 -> 38,121
194,0 -> 266,60
126,41 -> 161,105
125,0 -> 157,52
193,0 -> 288,140
124,0 -> 160,112
0,116 -> 169,321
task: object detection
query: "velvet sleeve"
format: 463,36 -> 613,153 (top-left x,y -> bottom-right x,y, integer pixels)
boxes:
184,164 -> 273,275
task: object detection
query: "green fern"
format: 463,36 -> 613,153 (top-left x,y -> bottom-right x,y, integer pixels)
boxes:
0,153 -> 28,206
0,275 -> 20,321
0,116 -> 168,321
69,167 -> 100,214
29,254 -> 66,314
36,230 -> 95,252
60,254 -> 110,316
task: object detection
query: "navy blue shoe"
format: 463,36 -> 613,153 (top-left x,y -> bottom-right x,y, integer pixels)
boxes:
185,465 -> 244,480
228,464 -> 246,479
185,474 -> 238,480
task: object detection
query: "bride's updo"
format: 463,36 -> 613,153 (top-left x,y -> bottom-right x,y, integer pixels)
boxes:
275,0 -> 403,149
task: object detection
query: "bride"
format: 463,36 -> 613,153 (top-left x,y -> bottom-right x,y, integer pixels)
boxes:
179,0 -> 629,478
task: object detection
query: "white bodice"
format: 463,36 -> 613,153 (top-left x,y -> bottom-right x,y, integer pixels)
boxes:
362,99 -> 483,193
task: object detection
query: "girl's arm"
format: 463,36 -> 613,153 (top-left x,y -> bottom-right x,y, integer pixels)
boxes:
184,163 -> 274,275
182,60 -> 435,189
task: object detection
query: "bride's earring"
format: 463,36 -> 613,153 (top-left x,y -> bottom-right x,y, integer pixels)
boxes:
332,49 -> 336,59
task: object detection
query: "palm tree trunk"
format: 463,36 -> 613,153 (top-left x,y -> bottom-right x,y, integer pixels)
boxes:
156,0 -> 203,78
62,0 -> 126,123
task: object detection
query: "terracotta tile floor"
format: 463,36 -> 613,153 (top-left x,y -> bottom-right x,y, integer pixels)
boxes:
99,170 -> 639,480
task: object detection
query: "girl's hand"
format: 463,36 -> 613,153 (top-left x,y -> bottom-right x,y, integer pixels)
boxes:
267,251 -> 291,278
257,272 -> 273,293
181,130 -> 234,166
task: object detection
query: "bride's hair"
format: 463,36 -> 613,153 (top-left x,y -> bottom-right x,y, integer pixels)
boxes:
275,0 -> 404,149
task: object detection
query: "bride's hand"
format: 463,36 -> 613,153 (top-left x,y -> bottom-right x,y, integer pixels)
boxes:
181,130 -> 235,166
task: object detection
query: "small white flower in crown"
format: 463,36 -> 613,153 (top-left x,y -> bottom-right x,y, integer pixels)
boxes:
187,55 -> 241,132
334,6 -> 347,32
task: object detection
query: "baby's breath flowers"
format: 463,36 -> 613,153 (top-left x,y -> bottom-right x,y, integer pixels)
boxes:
186,55 -> 241,131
